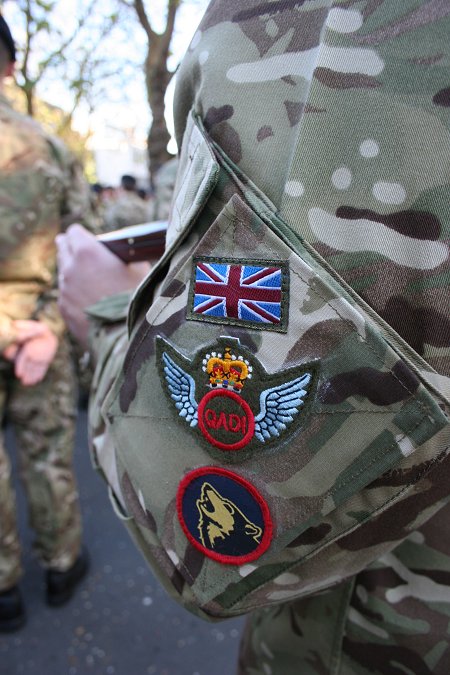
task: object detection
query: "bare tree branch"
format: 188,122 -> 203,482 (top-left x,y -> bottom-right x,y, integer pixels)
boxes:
35,0 -> 97,81
133,0 -> 156,41
21,0 -> 35,113
162,0 -> 181,51
121,0 -> 184,178
14,0 -> 121,119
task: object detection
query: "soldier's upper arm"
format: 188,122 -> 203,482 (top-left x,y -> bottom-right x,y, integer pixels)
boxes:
90,113 -> 449,621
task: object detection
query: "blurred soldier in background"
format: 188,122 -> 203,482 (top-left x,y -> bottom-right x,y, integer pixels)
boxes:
104,173 -> 150,231
151,157 -> 178,221
89,182 -> 106,231
0,14 -> 90,632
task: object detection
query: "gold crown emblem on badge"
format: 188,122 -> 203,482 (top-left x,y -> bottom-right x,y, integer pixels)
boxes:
202,347 -> 253,393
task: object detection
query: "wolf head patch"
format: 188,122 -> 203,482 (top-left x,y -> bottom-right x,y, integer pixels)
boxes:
177,467 -> 272,564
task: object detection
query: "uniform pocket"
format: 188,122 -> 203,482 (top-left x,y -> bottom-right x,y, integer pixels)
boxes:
104,119 -> 449,618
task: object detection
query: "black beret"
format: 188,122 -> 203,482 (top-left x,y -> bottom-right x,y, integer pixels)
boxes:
0,14 -> 16,63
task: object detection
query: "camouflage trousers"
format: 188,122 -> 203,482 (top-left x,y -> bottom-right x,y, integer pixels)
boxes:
237,580 -> 353,675
0,336 -> 82,591
238,503 -> 450,675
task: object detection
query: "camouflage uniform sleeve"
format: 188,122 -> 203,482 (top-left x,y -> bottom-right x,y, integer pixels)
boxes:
83,8 -> 450,662
85,292 -> 132,507
34,293 -> 66,341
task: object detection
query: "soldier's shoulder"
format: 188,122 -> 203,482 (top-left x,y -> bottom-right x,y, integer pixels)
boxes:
44,132 -> 75,169
0,97 -> 46,139
0,99 -> 59,175
2,100 -> 75,169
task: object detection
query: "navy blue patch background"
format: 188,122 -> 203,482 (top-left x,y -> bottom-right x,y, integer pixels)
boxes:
180,472 -> 266,557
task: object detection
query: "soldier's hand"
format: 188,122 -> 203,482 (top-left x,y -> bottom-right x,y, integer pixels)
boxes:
2,342 -> 19,362
2,320 -> 51,364
12,319 -> 48,342
14,323 -> 59,386
56,224 -> 151,348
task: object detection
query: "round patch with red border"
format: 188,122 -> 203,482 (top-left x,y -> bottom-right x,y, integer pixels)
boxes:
177,467 -> 273,565
197,389 -> 255,451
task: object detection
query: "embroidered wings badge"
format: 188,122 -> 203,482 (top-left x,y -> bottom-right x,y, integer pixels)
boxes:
159,337 -> 318,457
253,374 -> 312,443
162,352 -> 198,428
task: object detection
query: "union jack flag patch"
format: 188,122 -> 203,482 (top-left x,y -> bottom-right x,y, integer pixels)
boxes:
187,258 -> 288,331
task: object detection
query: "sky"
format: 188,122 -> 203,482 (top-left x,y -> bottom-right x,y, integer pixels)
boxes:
3,0 -> 208,153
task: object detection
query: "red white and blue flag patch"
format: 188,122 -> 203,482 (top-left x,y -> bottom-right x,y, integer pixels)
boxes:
189,259 -> 288,330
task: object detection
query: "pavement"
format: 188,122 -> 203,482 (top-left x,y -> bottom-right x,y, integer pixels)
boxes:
1,408 -> 245,675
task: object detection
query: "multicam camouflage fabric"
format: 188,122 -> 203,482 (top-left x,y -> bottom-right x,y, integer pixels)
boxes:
0,339 -> 82,589
0,92 -> 90,584
88,1 -> 450,672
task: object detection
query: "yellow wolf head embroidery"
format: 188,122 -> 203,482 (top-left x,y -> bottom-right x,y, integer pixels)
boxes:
196,482 -> 262,550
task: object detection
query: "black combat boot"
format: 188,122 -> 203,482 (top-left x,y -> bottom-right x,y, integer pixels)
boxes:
46,547 -> 90,607
0,586 -> 26,632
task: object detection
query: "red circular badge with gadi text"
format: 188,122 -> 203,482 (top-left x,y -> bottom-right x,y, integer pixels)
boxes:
198,389 -> 255,451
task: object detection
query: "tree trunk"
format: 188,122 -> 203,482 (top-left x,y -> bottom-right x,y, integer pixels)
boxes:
145,48 -> 174,184
132,0 -> 181,183
25,86 -> 34,117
